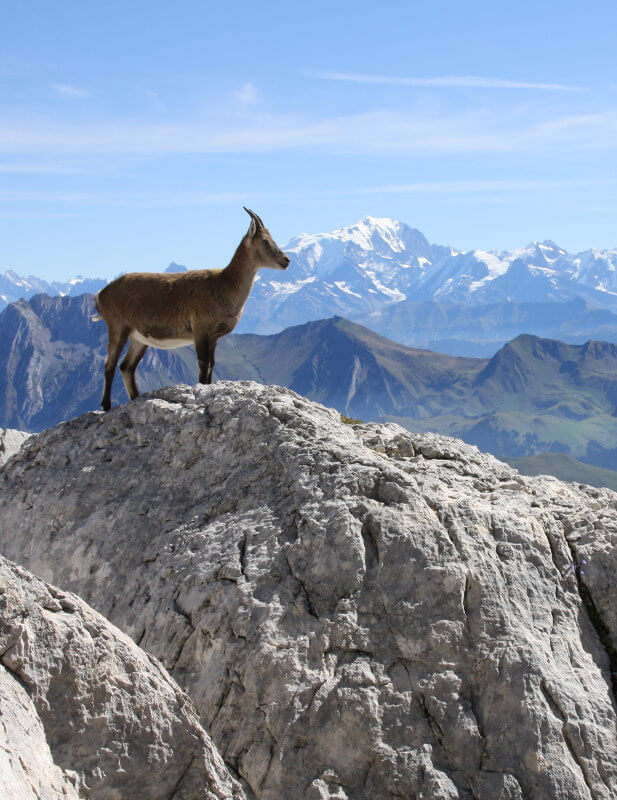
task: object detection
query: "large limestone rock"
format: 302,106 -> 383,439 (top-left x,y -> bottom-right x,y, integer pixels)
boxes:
1,381 -> 617,799
0,556 -> 248,800
0,427 -> 30,466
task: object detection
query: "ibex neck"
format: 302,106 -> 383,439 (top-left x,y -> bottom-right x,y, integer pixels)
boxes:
221,240 -> 259,295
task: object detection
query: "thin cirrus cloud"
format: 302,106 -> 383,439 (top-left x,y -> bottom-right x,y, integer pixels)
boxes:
0,108 -> 615,157
354,178 -> 612,195
308,70 -> 585,91
233,81 -> 260,106
51,83 -> 91,98
3,179 -> 612,209
0,160 -> 100,174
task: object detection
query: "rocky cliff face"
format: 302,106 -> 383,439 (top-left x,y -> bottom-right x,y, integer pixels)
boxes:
0,556 -> 248,800
1,382 -> 617,799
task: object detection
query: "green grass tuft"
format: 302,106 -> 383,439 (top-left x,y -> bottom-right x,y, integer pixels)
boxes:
340,414 -> 363,425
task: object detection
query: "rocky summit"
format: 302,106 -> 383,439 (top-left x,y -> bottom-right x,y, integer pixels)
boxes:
1,381 -> 617,799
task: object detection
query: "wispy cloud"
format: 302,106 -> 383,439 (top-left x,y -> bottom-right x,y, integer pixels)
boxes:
144,88 -> 165,111
1,107 -> 616,157
0,187 -> 286,207
0,189 -> 96,202
51,83 -> 90,99
354,178 -> 610,194
0,162 -> 86,175
233,81 -> 260,106
3,179 -> 612,210
308,71 -> 585,91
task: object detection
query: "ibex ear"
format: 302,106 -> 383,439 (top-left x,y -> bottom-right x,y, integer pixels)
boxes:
244,206 -> 264,237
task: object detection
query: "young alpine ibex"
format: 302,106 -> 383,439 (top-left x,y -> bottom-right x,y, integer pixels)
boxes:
94,208 -> 290,411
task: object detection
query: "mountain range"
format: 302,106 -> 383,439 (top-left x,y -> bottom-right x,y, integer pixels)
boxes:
4,293 -> 617,475
0,270 -> 107,309
242,217 -> 617,337
3,216 -> 617,356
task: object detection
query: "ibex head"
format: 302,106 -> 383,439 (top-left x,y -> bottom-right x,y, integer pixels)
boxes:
244,207 -> 290,270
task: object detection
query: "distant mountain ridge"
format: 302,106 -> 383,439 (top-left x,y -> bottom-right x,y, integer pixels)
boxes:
505,452 -> 617,492
4,293 -> 617,472
4,218 -> 617,351
0,270 -> 107,309
361,296 -> 617,356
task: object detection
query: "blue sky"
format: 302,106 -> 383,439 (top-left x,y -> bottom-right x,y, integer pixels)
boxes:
2,0 -> 617,279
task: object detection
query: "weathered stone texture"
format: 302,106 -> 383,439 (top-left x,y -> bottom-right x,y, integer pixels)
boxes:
0,556 -> 248,800
1,381 -> 617,799
0,648 -> 80,800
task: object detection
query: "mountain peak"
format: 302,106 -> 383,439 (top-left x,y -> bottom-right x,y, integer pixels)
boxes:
285,216 -> 433,266
521,239 -> 565,256
359,214 -> 401,231
325,216 -> 403,250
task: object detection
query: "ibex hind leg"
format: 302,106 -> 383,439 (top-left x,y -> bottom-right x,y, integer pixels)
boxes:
120,338 -> 148,400
206,340 -> 218,384
194,332 -> 216,385
101,326 -> 129,411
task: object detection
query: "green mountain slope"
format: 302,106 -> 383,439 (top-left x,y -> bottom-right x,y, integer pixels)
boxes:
4,295 -> 617,471
388,411 -> 617,465
218,317 -> 482,420
505,452 -> 617,492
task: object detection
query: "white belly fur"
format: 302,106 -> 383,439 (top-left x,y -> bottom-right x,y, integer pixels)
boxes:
131,330 -> 194,350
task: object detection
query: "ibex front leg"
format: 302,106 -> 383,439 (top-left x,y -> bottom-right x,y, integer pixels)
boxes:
101,326 -> 129,411
195,331 -> 215,385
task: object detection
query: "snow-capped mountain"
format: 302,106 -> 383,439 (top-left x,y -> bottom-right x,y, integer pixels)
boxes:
283,216 -> 442,281
3,217 -> 617,334
240,217 -> 455,332
0,270 -> 107,310
237,216 -> 617,333
422,239 -> 617,306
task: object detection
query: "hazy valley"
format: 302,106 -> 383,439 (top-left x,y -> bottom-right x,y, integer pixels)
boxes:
4,293 -> 617,485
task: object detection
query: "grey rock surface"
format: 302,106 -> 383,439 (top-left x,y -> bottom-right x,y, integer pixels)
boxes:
0,556 -> 248,800
0,427 -> 30,466
1,381 -> 617,799
0,643 -> 81,800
